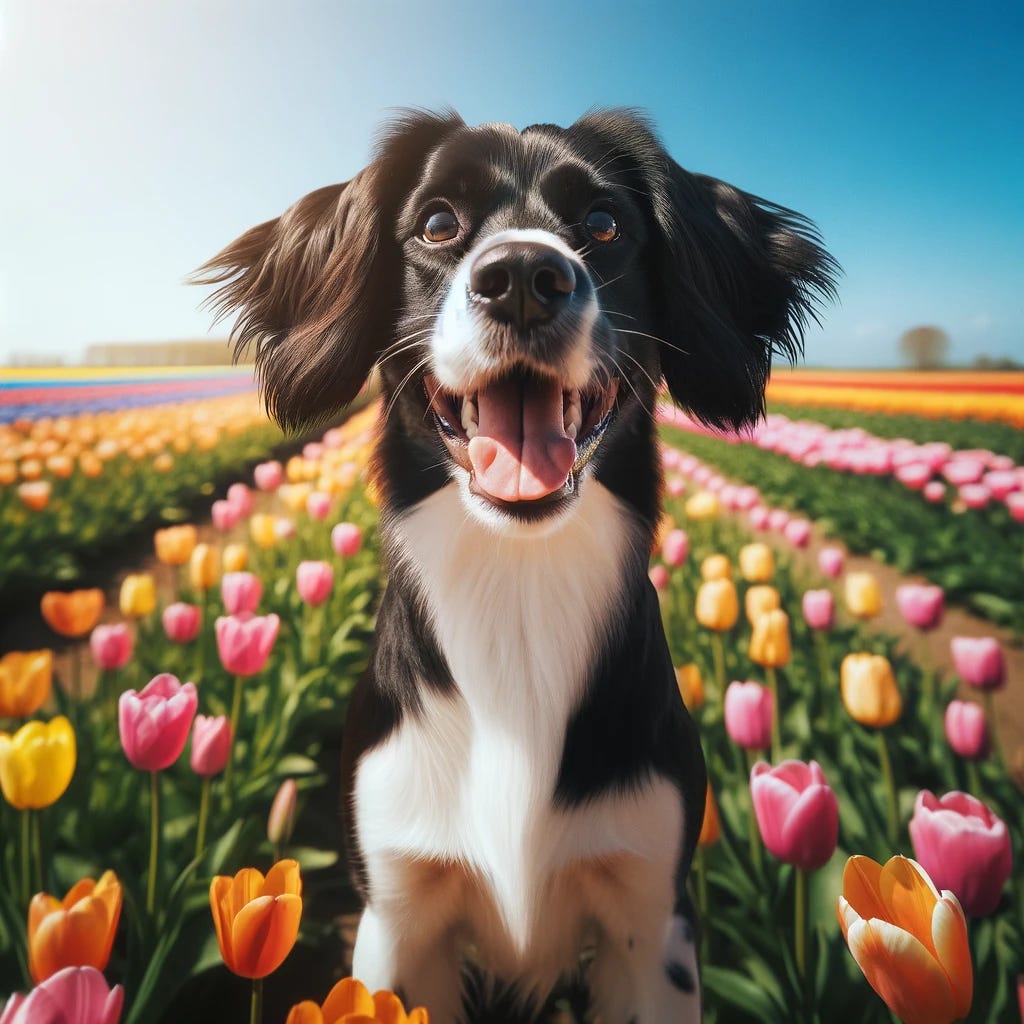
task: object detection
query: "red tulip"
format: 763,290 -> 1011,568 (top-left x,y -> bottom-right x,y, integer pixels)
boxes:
118,674 -> 198,772
296,562 -> 334,607
253,461 -> 284,492
330,523 -> 362,558
801,590 -> 835,631
724,681 -> 772,752
750,760 -> 839,871
0,966 -> 124,1024
89,625 -> 133,671
896,584 -> 944,631
162,603 -> 201,644
944,701 -> 989,761
190,715 -> 232,777
661,529 -> 689,567
909,791 -> 1012,916
817,546 -> 844,578
950,637 -> 1005,691
215,614 -> 280,676
221,573 -> 263,616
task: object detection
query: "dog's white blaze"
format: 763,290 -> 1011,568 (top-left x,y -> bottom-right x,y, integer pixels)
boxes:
431,228 -> 597,392
356,482 -> 684,978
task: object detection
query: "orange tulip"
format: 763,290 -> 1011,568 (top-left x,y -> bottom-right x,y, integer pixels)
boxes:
698,782 -> 720,847
210,859 -> 302,978
841,653 -> 902,727
285,977 -> 429,1024
250,514 -> 279,549
748,609 -> 791,668
153,452 -> 175,472
700,554 -> 732,581
695,579 -> 739,632
837,855 -> 972,1024
0,650 -> 53,717
189,543 -> 221,592
28,871 -> 123,982
154,524 -> 198,566
223,544 -> 249,573
40,589 -> 105,638
45,454 -> 75,479
17,480 -> 52,511
675,664 -> 705,710
744,585 -> 781,627
19,458 -> 43,481
0,461 -> 17,485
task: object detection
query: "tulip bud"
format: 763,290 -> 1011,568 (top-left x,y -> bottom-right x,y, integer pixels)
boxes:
950,637 -> 1005,692
0,650 -> 53,718
1,966 -> 125,1024
745,585 -> 780,627
944,700 -> 989,761
0,717 -> 76,809
211,499 -> 240,532
305,491 -> 332,520
845,572 -> 882,619
222,543 -> 249,572
162,603 -> 202,644
648,565 -> 670,592
661,529 -> 689,568
253,460 -> 284,491
221,572 -> 263,616
41,589 -> 105,638
268,778 -> 299,848
684,490 -> 720,520
818,546 -> 844,578
923,480 -> 947,503
190,715 -> 232,777
748,505 -> 770,530
767,509 -> 790,532
154,524 -> 198,566
698,782 -> 720,847
841,653 -> 902,727
738,543 -> 774,582
330,522 -> 363,558
90,624 -> 134,671
896,584 -> 944,631
250,513 -> 279,549
189,543 -> 221,593
226,482 -> 255,518
695,579 -> 739,632
215,614 -> 280,676
724,681 -> 772,751
749,610 -> 791,668
802,589 -> 835,631
675,664 -> 704,710
783,518 -> 812,548
700,554 -> 732,581
118,674 -> 198,772
296,561 -> 334,607
119,574 -> 157,619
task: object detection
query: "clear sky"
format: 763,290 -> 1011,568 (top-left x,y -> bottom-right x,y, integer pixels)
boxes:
1,0 -> 1022,367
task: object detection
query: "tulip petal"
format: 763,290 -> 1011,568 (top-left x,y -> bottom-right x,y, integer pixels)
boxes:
847,918 -> 957,1024
932,895 -> 973,1020
407,1009 -> 430,1024
30,896 -> 111,982
321,978 -> 375,1021
285,1002 -> 325,1024
880,857 -> 940,955
264,858 -> 302,899
372,990 -> 409,1024
210,876 -> 237,970
842,856 -> 889,923
230,893 -> 302,978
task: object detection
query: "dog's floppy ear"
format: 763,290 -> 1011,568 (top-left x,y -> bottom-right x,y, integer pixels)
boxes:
192,110 -> 464,430
571,110 -> 839,430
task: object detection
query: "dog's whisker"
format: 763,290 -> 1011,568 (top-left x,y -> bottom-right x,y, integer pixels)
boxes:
612,327 -> 691,358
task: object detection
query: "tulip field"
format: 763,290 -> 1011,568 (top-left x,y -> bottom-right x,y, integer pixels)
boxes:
0,366 -> 1022,1023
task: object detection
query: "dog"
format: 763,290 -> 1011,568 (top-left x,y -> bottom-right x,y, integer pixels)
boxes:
195,108 -> 836,1023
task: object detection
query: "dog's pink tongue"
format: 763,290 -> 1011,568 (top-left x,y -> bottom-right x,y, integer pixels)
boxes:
468,376 -> 576,502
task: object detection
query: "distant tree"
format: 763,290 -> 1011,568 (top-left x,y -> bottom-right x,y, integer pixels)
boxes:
899,325 -> 950,369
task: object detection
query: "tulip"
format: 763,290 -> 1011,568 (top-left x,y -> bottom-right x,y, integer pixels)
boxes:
666,476 -> 685,498
944,700 -> 989,761
748,505 -> 770,530
306,491 -> 332,520
189,543 -> 221,592
818,546 -> 844,578
0,966 -> 125,1024
923,480 -> 947,503
841,653 -> 902,728
40,590 -> 105,638
250,514 -> 278,549
331,523 -> 363,558
837,855 -> 972,1024
783,518 -> 811,548
296,561 -> 334,607
652,514 -> 675,555
896,584 -> 944,631
0,650 -> 52,718
215,614 -> 280,677
18,480 -> 51,511
284,977 -> 429,1024
749,609 -> 790,669
724,681 -> 772,752
28,872 -> 122,983
684,490 -> 720,520
89,625 -> 133,672
661,528 -> 689,567
153,524 -> 198,566
222,572 -> 263,616
227,482 -> 255,517
700,554 -> 731,581
254,460 -> 284,491
909,791 -> 1012,917
118,674 -> 198,773
801,589 -> 835,630
119,574 -> 156,619
675,664 -> 704,711
648,565 -> 669,592
695,579 -> 738,632
739,543 -> 774,582
950,637 -> 1004,692
223,543 -> 249,572
958,483 -> 990,509
162,602 -> 201,644
697,781 -> 720,848
191,715 -> 232,778
744,585 -> 780,627
210,859 -> 302,979
275,517 -> 296,541
268,778 -> 299,858
280,483 -> 313,513
211,499 -> 241,532
845,571 -> 882,619
767,509 -> 791,532
0,717 -> 76,810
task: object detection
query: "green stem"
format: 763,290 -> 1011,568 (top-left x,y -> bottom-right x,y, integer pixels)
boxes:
250,976 -> 263,1024
966,759 -> 983,798
20,810 -> 30,906
195,777 -> 211,862
745,749 -> 763,874
711,633 -> 727,701
795,867 -> 807,981
31,808 -> 43,892
147,771 -> 160,916
696,844 -> 709,964
224,674 -> 244,808
983,691 -> 1004,768
766,666 -> 781,762
196,589 -> 209,683
813,631 -> 830,724
876,729 -> 899,846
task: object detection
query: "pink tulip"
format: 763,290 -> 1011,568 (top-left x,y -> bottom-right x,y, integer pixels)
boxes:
748,506 -> 770,530
944,700 -> 989,761
784,518 -> 812,547
750,760 -> 839,871
909,791 -> 1012,916
734,486 -> 760,511
895,584 -> 944,630
958,483 -> 991,509
306,491 -> 332,520
90,624 -> 134,671
895,462 -> 932,489
162,602 -> 201,644
118,674 -> 198,772
984,470 -> 1019,500
253,460 -> 283,492
648,565 -> 670,591
817,547 -> 844,578
661,529 -> 689,568
724,681 -> 772,751
211,499 -> 240,532
303,442 -> 325,462
767,509 -> 791,532
802,589 -> 835,630
1008,492 -> 1024,523
331,522 -> 363,558
943,459 -> 985,487
0,966 -> 124,1024
666,477 -> 686,498
692,466 -> 712,485
274,517 -> 296,541
226,482 -> 254,517
215,613 -> 280,676
268,778 -> 298,846
951,637 -> 1005,691
322,428 -> 344,450
221,572 -> 263,616
923,479 -> 947,503
296,561 -> 334,606
661,448 -> 680,470
190,715 -> 232,777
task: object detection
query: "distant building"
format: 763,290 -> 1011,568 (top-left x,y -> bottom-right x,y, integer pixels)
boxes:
83,339 -> 250,367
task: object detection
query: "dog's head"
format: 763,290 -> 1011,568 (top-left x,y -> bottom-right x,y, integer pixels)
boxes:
196,109 -> 836,531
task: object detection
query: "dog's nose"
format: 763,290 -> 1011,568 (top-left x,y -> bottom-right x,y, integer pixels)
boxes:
469,242 -> 576,328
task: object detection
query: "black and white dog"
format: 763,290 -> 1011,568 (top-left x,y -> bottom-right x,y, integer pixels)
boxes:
197,109 -> 836,1022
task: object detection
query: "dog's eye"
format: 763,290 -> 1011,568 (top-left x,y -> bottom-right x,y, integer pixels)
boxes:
585,209 -> 619,243
422,209 -> 460,243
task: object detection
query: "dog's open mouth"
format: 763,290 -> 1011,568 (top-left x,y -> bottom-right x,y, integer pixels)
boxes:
424,368 -> 619,511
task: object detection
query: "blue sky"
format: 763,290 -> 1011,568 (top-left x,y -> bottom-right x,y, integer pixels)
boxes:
1,0 -> 1021,367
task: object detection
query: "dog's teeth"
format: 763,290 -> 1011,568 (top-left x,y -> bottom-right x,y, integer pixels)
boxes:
563,388 -> 582,433
466,421 -> 478,440
566,422 -> 578,440
461,398 -> 478,434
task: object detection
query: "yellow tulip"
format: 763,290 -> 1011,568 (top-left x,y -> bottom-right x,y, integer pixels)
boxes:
0,651 -> 53,718
698,782 -> 720,847
153,452 -> 174,472
40,589 -> 105,638
684,490 -> 721,520
845,571 -> 883,619
841,653 -> 902,727
223,544 -> 249,573
700,554 -> 732,581
739,542 -> 775,583
745,585 -> 781,627
280,483 -> 313,513
695,579 -> 739,632
250,514 -> 279,549
154,524 -> 198,566
189,543 -> 221,592
837,855 -> 972,1024
749,609 -> 791,668
675,664 -> 705,711
119,573 -> 157,619
0,717 -> 76,810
